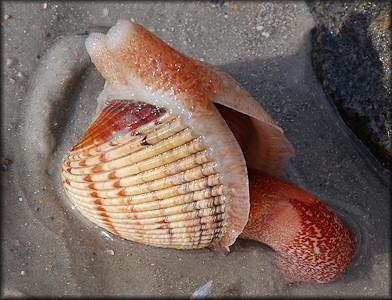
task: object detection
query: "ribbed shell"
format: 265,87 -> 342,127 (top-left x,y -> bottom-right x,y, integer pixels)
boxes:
62,99 -> 227,249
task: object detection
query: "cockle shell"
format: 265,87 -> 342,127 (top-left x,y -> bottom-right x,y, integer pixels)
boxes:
61,19 -> 295,253
60,19 -> 355,283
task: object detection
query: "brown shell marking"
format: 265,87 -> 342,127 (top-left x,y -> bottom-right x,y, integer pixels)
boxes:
71,99 -> 166,152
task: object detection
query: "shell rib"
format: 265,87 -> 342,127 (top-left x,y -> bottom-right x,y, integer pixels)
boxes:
62,19 -> 295,253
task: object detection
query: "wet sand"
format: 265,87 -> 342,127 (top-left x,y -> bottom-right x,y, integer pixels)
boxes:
2,2 -> 390,297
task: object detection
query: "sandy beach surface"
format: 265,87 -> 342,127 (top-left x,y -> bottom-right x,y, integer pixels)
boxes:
2,1 -> 390,297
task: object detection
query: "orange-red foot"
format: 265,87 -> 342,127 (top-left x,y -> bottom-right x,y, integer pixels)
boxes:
240,169 -> 355,283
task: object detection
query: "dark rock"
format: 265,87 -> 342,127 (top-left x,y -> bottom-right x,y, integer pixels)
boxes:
308,1 -> 391,171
